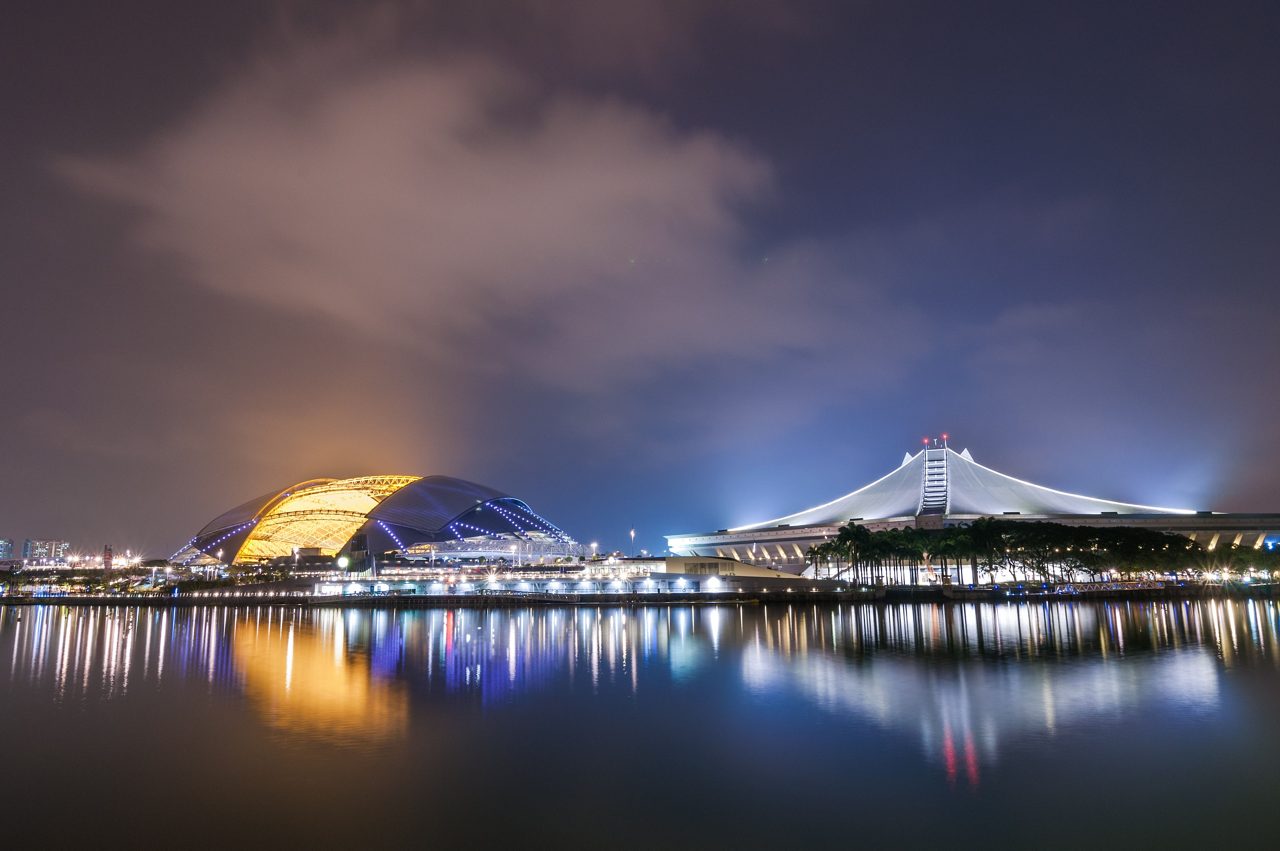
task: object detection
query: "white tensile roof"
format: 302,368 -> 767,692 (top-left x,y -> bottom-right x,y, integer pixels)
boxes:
732,448 -> 1194,531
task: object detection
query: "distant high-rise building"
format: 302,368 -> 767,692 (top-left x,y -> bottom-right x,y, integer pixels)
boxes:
0,539 -> 12,559
23,539 -> 70,564
103,544 -> 113,572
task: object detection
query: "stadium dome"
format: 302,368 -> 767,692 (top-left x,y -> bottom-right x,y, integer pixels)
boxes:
668,438 -> 1280,574
174,475 -> 576,565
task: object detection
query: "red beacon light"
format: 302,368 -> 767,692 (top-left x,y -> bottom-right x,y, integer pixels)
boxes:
922,437 -> 930,445
941,432 -> 949,441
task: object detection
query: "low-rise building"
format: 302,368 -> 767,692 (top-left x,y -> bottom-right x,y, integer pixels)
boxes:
311,556 -> 840,597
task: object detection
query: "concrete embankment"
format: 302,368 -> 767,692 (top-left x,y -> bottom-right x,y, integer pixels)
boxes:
931,582 -> 1279,602
0,589 -> 874,608
2,583 -> 1274,608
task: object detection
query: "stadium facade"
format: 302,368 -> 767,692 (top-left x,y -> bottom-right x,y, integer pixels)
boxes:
667,439 -> 1280,574
174,475 -> 578,566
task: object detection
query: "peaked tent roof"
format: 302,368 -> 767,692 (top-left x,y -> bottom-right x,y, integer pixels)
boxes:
732,452 -> 927,530
943,449 -> 1194,516
732,448 -> 1193,531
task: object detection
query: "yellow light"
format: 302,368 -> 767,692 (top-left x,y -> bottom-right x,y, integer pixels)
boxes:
235,475 -> 420,561
234,620 -> 406,742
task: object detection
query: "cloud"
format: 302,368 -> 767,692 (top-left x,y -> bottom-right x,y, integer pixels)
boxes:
11,2 -> 1277,555
57,19 -> 920,447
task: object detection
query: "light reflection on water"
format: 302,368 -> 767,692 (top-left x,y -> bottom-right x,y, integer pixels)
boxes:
3,599 -> 1280,844
4,601 -> 1276,736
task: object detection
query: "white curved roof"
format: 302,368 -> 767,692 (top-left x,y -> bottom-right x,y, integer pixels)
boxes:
733,447 -> 1193,531
732,452 -> 926,530
943,450 -> 1193,516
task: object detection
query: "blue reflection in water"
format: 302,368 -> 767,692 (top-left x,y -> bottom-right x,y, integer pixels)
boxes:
5,599 -> 1280,846
2,599 -> 1278,773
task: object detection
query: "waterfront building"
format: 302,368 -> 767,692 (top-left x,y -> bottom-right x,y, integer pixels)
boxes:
22,538 -> 70,565
174,475 -> 578,565
667,438 -> 1280,574
0,538 -> 12,559
313,555 -> 823,597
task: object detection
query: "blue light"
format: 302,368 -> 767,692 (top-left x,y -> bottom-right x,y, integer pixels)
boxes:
376,520 -> 407,551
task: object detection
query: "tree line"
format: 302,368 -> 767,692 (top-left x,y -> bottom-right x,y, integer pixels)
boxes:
806,517 -> 1280,585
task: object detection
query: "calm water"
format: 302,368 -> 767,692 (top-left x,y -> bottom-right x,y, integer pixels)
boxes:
3,600 -> 1280,848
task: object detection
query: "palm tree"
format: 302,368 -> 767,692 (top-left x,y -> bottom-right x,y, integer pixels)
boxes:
965,517 -> 1009,585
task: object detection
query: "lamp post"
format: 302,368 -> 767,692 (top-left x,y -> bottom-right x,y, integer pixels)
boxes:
590,541 -> 599,561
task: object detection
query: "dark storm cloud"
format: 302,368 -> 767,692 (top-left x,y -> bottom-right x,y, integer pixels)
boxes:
1,1 -> 1277,554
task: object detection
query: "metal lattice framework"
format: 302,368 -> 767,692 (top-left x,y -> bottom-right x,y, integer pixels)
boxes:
235,476 -> 420,561
177,474 -> 578,565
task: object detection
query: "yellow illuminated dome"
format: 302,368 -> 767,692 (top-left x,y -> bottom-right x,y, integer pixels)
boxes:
236,476 -> 419,561
176,475 -> 575,564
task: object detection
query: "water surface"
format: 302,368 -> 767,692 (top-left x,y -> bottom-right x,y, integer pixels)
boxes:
3,600 -> 1279,848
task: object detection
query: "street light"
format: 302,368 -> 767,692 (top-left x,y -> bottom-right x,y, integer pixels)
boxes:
630,529 -> 636,555
590,541 -> 599,561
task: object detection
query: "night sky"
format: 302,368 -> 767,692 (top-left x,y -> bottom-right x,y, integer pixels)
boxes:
3,1 -> 1278,557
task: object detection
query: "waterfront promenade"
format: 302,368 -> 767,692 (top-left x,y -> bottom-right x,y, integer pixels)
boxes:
3,580 -> 1275,608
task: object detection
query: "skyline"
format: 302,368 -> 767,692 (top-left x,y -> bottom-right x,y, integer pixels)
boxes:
5,432 -> 1270,560
3,1 -> 1279,555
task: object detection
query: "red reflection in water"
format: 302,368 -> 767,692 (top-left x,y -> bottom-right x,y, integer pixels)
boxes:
964,733 -> 980,787
943,726 -> 957,785
944,725 -> 981,788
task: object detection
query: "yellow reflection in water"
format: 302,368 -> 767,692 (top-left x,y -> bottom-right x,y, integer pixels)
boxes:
233,617 -> 407,743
